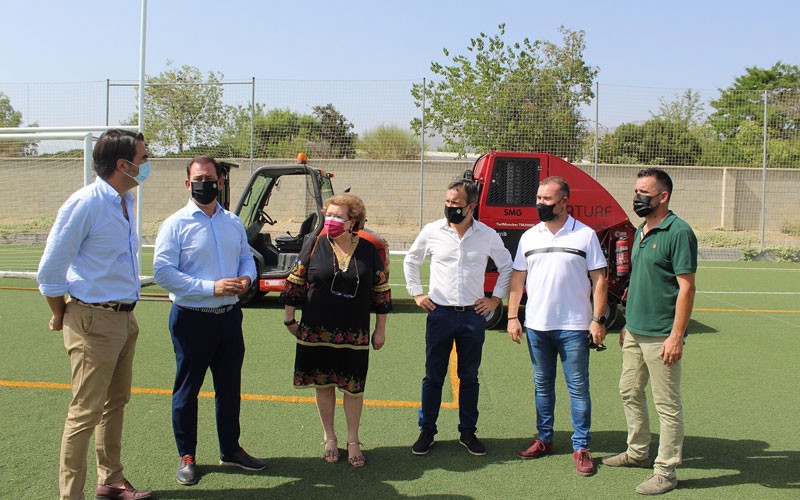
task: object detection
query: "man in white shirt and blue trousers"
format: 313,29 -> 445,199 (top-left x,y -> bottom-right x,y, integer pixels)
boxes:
404,179 -> 513,457
154,156 -> 265,487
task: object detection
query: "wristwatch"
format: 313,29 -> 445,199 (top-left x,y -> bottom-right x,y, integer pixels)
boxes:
284,319 -> 297,326
591,315 -> 607,325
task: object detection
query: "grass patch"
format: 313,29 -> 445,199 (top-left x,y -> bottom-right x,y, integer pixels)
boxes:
781,220 -> 800,238
696,230 -> 759,248
0,216 -> 55,235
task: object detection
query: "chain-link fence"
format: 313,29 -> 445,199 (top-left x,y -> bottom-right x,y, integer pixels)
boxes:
2,80 -> 800,258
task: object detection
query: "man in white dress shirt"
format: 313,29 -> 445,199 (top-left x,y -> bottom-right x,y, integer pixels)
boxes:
404,179 -> 513,457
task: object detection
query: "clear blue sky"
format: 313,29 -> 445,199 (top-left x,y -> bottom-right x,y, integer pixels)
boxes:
2,0 -> 797,88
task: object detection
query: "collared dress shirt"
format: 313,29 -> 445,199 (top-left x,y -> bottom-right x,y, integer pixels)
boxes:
37,177 -> 140,303
153,200 -> 256,308
404,217 -> 513,306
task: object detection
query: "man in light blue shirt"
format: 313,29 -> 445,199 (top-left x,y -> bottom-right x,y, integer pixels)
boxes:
37,128 -> 153,500
154,156 -> 263,486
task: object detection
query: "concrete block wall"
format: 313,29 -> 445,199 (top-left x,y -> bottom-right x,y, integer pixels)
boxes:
3,157 -> 800,247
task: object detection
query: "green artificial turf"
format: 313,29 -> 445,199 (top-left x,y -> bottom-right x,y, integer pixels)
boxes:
1,262 -> 799,498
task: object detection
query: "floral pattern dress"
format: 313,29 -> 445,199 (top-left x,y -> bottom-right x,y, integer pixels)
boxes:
280,234 -> 392,395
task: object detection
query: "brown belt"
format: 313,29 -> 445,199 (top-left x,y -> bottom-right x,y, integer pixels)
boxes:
73,298 -> 136,312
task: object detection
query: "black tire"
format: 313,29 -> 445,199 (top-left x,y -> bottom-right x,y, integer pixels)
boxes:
605,300 -> 622,330
485,303 -> 505,330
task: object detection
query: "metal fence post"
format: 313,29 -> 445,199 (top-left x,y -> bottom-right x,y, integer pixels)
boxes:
419,77 -> 426,230
761,89 -> 768,251
105,79 -> 110,126
250,77 -> 255,175
593,81 -> 599,179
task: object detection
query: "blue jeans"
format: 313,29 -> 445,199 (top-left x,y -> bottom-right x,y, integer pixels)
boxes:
525,328 -> 591,451
419,307 -> 486,435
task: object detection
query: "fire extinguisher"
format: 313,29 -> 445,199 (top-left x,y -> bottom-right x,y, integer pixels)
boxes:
615,235 -> 630,276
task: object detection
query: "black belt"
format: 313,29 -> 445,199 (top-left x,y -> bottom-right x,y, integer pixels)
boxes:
436,304 -> 475,312
73,298 -> 136,312
178,304 -> 236,315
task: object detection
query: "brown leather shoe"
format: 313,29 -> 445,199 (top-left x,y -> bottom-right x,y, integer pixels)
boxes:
516,438 -> 553,459
573,448 -> 595,476
95,479 -> 153,500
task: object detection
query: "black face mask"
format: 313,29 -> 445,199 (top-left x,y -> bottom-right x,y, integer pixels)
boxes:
536,203 -> 559,222
444,205 -> 470,224
633,193 -> 656,217
191,180 -> 219,205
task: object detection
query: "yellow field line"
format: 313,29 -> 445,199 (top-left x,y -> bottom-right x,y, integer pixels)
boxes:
0,379 -> 459,410
448,344 -> 459,407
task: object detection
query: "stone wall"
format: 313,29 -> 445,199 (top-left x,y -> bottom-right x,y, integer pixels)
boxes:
3,157 -> 800,247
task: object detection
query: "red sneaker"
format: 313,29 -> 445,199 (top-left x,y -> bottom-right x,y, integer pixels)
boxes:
573,449 -> 595,476
516,438 -> 553,460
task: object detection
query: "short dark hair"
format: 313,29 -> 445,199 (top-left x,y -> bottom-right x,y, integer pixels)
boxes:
540,176 -> 570,198
447,179 -> 479,205
637,168 -> 673,195
93,129 -> 144,179
186,155 -> 222,178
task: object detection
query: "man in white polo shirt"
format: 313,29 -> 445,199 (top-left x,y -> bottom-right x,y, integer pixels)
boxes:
507,176 -> 608,476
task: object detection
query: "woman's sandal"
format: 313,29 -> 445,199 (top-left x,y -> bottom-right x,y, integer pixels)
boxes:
323,438 -> 339,463
347,441 -> 365,468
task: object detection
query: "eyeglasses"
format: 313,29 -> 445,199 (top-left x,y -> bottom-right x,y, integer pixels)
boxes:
330,251 -> 360,299
588,335 -> 607,352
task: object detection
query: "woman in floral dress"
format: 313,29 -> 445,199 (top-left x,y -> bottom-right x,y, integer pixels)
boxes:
281,194 -> 391,467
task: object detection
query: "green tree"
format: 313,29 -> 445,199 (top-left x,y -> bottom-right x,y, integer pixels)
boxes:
312,104 -> 356,158
411,24 -> 597,159
126,61 -> 231,155
599,119 -> 702,166
357,125 -> 420,159
708,62 -> 800,140
0,92 -> 37,156
221,103 -> 358,159
654,89 -> 704,127
221,105 -> 318,158
703,62 -> 800,167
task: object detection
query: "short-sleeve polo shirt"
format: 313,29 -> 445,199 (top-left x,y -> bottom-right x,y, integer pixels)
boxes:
625,211 -> 698,337
514,216 -> 607,331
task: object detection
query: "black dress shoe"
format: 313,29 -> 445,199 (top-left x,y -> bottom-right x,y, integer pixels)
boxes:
219,448 -> 267,471
176,454 -> 197,485
412,431 -> 435,455
459,432 -> 487,456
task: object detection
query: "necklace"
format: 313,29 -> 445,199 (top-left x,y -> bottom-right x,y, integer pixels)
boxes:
330,235 -> 358,272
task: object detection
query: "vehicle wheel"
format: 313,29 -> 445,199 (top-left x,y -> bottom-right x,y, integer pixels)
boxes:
605,301 -> 622,330
485,303 -> 505,330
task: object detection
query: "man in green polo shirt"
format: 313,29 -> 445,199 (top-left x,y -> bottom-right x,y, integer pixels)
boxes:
602,168 -> 697,495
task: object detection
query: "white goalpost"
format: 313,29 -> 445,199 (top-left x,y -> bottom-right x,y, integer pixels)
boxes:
0,126 -> 141,279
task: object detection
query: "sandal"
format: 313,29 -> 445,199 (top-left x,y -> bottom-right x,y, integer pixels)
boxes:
323,438 -> 339,463
348,441 -> 365,468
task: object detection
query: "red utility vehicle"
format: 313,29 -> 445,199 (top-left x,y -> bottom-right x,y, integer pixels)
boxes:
462,151 -> 635,329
